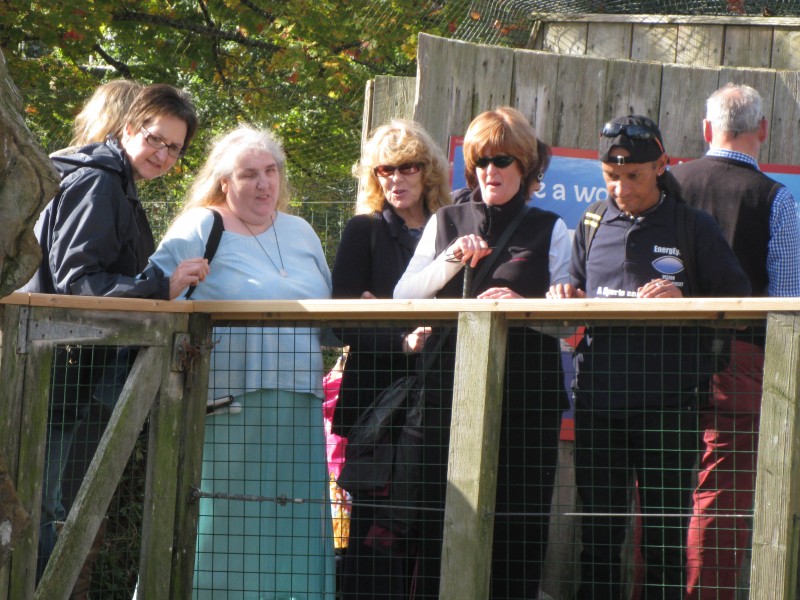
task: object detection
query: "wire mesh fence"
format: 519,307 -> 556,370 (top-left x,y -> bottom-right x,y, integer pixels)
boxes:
34,315 -> 768,599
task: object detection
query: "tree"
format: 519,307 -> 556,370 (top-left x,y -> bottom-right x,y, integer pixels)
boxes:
1,1 -> 457,248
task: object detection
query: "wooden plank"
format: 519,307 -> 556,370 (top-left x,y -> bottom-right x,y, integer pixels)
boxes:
771,28 -> 800,70
23,293 -> 188,313
586,22 -> 632,59
415,33 -> 479,154
676,24 -> 724,66
541,22 -> 587,55
369,76 -> 416,131
191,297 -> 795,322
717,68 -> 777,164
529,13 -> 800,27
659,64 -> 720,159
512,50 -> 561,144
138,332 -> 191,598
0,454 -> 30,567
768,70 -> 800,166
631,24 -> 678,63
550,55 -> 608,151
603,59 -> 663,125
471,43 -> 514,114
6,344 -> 52,600
439,312 -> 508,600
26,306 -> 187,348
0,305 -> 26,599
723,25 -> 773,68
34,345 -> 165,600
169,314 -> 214,599
360,78 -> 374,151
750,312 -> 800,600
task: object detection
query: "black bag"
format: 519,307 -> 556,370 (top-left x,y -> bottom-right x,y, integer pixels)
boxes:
336,375 -> 422,492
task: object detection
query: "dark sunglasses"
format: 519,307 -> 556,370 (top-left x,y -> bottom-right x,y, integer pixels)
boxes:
373,162 -> 423,177
601,122 -> 665,153
475,155 -> 516,169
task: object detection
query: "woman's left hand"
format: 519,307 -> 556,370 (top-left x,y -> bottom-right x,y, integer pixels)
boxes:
477,287 -> 522,299
637,278 -> 683,298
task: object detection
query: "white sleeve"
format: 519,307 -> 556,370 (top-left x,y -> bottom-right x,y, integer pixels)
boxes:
549,218 -> 571,286
393,214 -> 464,299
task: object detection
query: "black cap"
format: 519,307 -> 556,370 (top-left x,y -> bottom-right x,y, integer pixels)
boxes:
599,115 -> 665,164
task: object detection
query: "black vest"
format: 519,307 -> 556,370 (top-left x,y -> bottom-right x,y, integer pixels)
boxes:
433,189 -> 558,298
670,155 -> 779,296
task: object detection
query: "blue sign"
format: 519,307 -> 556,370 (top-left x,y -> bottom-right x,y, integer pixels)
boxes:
449,137 -> 800,229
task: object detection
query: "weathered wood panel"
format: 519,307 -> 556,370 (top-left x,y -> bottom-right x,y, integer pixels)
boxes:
138,334 -> 190,599
440,312 -> 507,600
6,343 -> 54,600
769,70 -> 800,166
550,55 -> 608,150
602,59 -> 663,125
631,24 -> 678,63
586,22 -> 631,59
34,346 -> 165,600
750,312 -> 800,600
169,314 -> 214,599
771,27 -> 800,70
659,64 -> 720,159
415,33 -> 481,153
723,25 -> 773,68
512,50 -> 561,144
362,75 -> 416,143
541,22 -> 588,56
676,24 -> 724,66
471,43 -> 514,114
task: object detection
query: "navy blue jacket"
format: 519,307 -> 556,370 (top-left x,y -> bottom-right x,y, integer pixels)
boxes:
570,191 -> 751,409
21,140 -> 168,299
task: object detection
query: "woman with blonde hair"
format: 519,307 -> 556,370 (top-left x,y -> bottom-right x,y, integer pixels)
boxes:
394,106 -> 570,599
330,119 -> 451,598
150,124 -> 335,599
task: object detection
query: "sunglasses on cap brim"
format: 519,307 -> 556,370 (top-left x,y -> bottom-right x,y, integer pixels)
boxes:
601,122 -> 665,154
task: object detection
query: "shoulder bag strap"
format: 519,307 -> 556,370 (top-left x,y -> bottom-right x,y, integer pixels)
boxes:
184,208 -> 225,300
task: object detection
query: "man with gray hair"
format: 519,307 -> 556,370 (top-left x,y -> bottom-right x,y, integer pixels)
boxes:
671,82 -> 800,599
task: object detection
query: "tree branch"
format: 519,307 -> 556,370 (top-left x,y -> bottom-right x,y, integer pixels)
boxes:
238,0 -> 276,24
111,10 -> 280,52
92,43 -> 133,78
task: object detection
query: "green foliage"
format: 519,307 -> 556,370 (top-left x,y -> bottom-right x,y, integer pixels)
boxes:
1,1 -> 457,252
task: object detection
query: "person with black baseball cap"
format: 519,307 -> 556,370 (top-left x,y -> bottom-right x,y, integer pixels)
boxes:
548,115 -> 750,599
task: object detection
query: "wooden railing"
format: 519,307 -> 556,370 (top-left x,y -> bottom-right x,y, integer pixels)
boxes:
0,294 -> 797,600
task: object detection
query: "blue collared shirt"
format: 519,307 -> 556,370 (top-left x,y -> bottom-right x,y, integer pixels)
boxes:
707,148 -> 800,297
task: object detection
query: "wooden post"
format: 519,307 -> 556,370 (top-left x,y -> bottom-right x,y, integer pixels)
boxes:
138,327 -> 194,598
439,311 -> 508,600
34,345 -> 166,600
750,312 -> 800,600
169,314 -> 214,599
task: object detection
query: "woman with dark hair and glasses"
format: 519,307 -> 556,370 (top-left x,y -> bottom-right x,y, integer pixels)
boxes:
331,118 -> 451,599
393,106 -> 571,599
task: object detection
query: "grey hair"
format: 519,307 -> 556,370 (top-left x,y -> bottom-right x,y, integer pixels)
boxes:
706,83 -> 763,134
180,124 -> 290,215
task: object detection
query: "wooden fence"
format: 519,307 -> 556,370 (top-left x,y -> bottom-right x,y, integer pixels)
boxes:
1,294 -> 798,599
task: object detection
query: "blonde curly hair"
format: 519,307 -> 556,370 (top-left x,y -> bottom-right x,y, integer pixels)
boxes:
353,119 -> 451,215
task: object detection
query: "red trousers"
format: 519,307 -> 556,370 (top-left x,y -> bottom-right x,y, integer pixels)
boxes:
686,340 -> 764,600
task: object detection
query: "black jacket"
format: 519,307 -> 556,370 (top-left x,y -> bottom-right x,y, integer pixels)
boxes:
21,140 -> 168,298
331,202 -> 424,435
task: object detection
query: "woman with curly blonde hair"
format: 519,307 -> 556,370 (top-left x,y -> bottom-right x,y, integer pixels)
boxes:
331,119 -> 451,599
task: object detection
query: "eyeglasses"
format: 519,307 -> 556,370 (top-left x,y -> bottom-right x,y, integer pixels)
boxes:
601,122 -> 665,154
140,127 -> 185,158
373,162 -> 423,177
475,155 -> 516,169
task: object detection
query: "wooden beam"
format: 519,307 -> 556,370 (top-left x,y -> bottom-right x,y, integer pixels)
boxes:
750,312 -> 800,600
169,314 -> 214,599
440,312 -> 508,599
